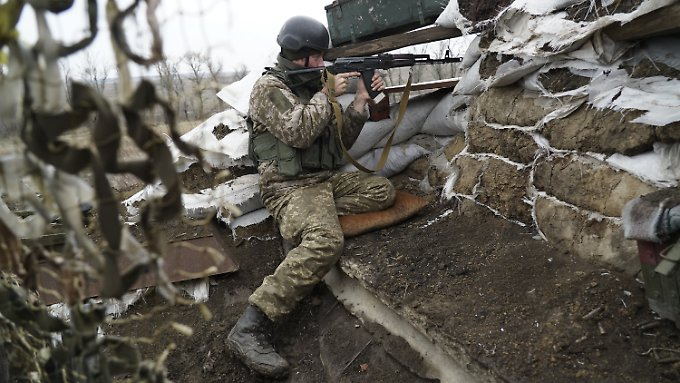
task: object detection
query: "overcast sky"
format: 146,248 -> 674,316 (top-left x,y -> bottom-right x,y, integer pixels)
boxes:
17,0 -> 329,77
16,0 -> 472,80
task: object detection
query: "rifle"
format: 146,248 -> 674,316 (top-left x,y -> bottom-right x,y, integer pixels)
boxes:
286,52 -> 462,102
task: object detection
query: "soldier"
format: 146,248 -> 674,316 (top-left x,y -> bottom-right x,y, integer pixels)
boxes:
226,15 -> 395,378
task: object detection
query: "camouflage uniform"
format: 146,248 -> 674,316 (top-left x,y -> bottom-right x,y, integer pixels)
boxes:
247,55 -> 395,321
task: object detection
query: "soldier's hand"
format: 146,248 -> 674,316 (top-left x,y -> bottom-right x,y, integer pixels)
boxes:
369,71 -> 385,93
355,71 -> 384,101
354,70 -> 385,110
322,72 -> 359,97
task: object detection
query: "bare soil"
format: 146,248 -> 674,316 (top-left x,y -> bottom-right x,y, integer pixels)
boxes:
106,174 -> 680,383
342,196 -> 680,382
108,215 -> 436,383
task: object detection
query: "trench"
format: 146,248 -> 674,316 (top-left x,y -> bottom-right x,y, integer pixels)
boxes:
323,267 -> 479,383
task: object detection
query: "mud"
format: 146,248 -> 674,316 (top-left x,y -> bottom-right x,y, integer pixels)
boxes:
105,173 -> 680,383
466,120 -> 538,164
533,154 -> 658,217
541,103 -> 656,156
342,197 -> 680,383
539,68 -> 591,93
471,86 -> 561,127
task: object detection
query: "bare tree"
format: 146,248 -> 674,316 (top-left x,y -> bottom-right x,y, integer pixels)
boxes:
206,55 -> 224,91
80,51 -> 110,93
182,51 -> 209,120
59,60 -> 74,104
155,57 -> 184,121
230,63 -> 249,82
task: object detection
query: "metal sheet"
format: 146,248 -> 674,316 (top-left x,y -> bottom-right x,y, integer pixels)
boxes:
38,236 -> 239,305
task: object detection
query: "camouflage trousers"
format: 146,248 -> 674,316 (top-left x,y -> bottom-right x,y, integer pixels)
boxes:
249,172 -> 395,321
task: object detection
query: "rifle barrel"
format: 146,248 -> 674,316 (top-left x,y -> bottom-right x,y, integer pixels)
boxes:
284,54 -> 462,76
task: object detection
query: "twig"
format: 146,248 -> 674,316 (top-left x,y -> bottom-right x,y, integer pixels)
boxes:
582,306 -> 603,320
338,339 -> 372,379
637,320 -> 661,331
640,347 -> 680,358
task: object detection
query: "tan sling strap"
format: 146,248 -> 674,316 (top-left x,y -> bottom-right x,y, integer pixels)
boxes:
323,69 -> 413,173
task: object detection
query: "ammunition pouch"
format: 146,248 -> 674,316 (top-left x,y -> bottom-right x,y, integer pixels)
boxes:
248,117 -> 342,177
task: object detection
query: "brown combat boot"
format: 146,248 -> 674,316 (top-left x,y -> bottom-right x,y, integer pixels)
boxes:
226,304 -> 290,379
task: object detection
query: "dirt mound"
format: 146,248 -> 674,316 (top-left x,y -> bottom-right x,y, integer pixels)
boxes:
106,217 -> 435,382
106,174 -> 680,382
342,198 -> 680,382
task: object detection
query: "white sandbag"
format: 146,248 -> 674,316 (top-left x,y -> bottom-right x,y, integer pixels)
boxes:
228,208 -> 271,233
488,57 -> 547,88
588,68 -> 680,127
658,143 -> 680,182
344,92 -> 441,158
453,58 -> 484,95
628,35 -> 680,70
183,173 -> 263,220
216,70 -> 260,116
179,110 -> 247,155
605,143 -> 680,187
347,117 -> 397,159
488,0 -> 675,58
405,134 -> 457,153
461,34 -> 482,69
124,174 -> 263,221
372,94 -> 440,148
566,31 -> 630,66
435,0 -> 472,32
421,94 -> 470,135
168,109 -> 251,170
340,143 -> 429,178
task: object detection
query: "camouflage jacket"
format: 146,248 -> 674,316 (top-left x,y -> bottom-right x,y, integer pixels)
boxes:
248,63 -> 369,199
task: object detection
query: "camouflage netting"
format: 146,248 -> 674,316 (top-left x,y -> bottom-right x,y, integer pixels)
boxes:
437,0 -> 680,274
0,0 -> 221,381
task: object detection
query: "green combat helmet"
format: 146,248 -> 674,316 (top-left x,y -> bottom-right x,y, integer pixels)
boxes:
277,15 -> 330,59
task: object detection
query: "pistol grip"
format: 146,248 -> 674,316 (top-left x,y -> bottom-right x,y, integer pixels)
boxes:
361,70 -> 385,104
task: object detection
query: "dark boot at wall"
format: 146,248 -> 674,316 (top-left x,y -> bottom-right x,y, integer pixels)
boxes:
226,304 -> 290,379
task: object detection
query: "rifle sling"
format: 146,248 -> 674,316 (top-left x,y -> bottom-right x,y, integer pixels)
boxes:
323,70 -> 413,173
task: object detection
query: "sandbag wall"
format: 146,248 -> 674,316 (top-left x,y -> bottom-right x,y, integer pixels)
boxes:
124,70 -> 470,234
438,0 -> 680,274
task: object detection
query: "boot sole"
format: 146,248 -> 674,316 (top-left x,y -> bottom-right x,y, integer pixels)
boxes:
226,336 -> 290,379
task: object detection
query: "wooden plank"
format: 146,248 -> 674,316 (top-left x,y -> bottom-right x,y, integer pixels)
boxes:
22,233 -> 66,247
384,78 -> 460,94
325,25 -> 462,60
605,4 -> 680,41
37,236 -> 239,305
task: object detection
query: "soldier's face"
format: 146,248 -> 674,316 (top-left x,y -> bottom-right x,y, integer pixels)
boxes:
307,53 -> 325,67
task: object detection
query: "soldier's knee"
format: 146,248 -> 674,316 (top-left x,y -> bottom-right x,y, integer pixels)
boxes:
313,226 -> 344,257
377,178 -> 396,208
302,226 -> 344,278
326,228 -> 344,257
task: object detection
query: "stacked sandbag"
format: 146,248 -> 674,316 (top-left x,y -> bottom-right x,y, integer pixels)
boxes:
437,0 -> 680,274
125,106 -> 264,232
126,68 -> 469,233
337,89 -> 467,177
